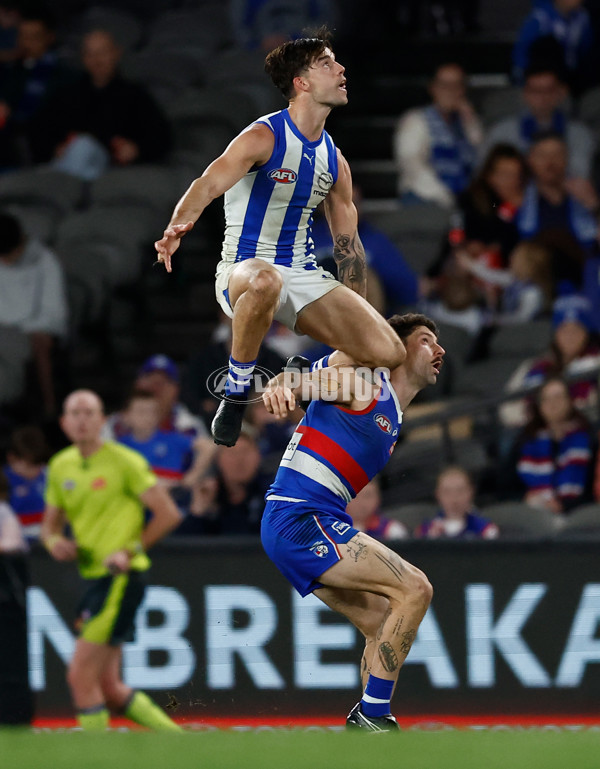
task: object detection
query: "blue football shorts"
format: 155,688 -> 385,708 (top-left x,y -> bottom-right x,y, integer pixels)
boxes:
261,498 -> 360,597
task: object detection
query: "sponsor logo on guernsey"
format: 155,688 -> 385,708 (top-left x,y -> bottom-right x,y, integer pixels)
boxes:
91,477 -> 107,490
331,521 -> 351,535
374,413 -> 392,434
310,541 -> 329,558
268,168 -> 297,184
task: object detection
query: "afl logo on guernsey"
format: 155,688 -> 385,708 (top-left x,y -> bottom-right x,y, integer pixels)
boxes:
268,168 -> 297,184
374,413 -> 392,434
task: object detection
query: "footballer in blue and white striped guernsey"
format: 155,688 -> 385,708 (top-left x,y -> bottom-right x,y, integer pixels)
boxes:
155,28 -> 405,450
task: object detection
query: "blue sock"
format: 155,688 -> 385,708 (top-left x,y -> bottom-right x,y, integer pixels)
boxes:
360,674 -> 394,717
224,356 -> 256,398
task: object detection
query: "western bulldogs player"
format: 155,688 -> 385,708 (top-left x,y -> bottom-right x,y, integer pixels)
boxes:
155,28 -> 404,447
261,314 -> 445,731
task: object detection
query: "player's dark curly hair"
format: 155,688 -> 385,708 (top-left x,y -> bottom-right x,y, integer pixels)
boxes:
387,313 -> 439,342
264,26 -> 333,100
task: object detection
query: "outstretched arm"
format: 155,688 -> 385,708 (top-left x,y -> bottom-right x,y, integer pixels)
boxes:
323,150 -> 367,298
155,123 -> 275,272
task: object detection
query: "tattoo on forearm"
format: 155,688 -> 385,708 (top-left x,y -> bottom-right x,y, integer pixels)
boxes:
374,552 -> 405,583
399,629 -> 416,656
333,232 -> 366,296
346,536 -> 368,562
376,608 -> 392,641
378,642 -> 399,672
392,616 -> 404,636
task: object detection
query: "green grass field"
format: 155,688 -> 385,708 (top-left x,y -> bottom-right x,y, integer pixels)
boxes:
2,729 -> 600,769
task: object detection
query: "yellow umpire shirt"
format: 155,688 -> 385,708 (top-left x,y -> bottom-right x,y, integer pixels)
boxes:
45,441 -> 156,579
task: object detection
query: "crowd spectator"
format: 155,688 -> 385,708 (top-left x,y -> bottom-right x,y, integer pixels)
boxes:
0,469 -> 27,553
0,212 -> 68,417
0,5 -> 76,168
346,478 -> 408,541
30,28 -> 171,178
501,294 -> 600,430
104,354 -> 208,442
117,389 -> 215,513
3,425 -> 48,542
393,62 -> 483,209
423,144 -> 528,332
513,376 -> 595,513
175,430 -> 271,536
415,466 -> 499,539
516,131 -> 599,289
512,0 -> 595,93
456,239 -> 553,324
480,67 -> 596,182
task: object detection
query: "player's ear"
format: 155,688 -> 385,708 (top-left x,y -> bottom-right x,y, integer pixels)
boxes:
293,74 -> 309,93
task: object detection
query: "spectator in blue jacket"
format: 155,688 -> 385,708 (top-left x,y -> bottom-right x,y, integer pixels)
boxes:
512,0 -> 595,93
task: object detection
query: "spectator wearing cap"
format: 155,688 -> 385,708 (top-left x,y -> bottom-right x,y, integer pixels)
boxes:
479,66 -> 595,182
501,294 -> 600,430
0,211 -> 68,416
104,354 -> 208,442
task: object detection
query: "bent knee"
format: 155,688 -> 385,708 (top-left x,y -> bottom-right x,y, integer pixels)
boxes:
412,570 -> 433,607
247,267 -> 283,305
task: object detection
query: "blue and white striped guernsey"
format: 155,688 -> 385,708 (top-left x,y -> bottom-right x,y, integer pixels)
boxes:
221,108 -> 339,268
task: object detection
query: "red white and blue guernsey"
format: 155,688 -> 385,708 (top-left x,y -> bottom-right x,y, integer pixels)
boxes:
261,371 -> 403,597
221,108 -> 339,268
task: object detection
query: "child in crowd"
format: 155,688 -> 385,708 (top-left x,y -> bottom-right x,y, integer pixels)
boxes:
117,389 -> 215,511
3,425 -> 48,542
457,239 -> 552,323
415,466 -> 499,539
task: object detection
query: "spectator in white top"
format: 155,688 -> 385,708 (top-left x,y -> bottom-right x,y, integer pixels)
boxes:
479,66 -> 596,182
393,62 -> 483,209
0,212 -> 67,415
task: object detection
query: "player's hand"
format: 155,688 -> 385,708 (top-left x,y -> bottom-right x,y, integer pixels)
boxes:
262,384 -> 296,418
104,549 -> 132,575
154,222 -> 194,273
47,536 -> 78,561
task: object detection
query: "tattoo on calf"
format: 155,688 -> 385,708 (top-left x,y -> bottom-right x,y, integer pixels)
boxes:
399,629 -> 416,656
378,641 -> 399,673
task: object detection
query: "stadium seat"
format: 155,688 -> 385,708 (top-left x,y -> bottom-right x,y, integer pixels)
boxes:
61,5 -> 144,52
89,165 -> 179,220
481,502 -> 558,538
0,169 -> 83,215
488,319 -> 552,358
578,86 -> 600,134
478,86 -> 522,126
554,504 -> 600,540
121,49 -> 205,95
146,6 -> 233,54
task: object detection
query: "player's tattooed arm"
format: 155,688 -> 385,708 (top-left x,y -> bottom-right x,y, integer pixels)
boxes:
333,232 -> 367,297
